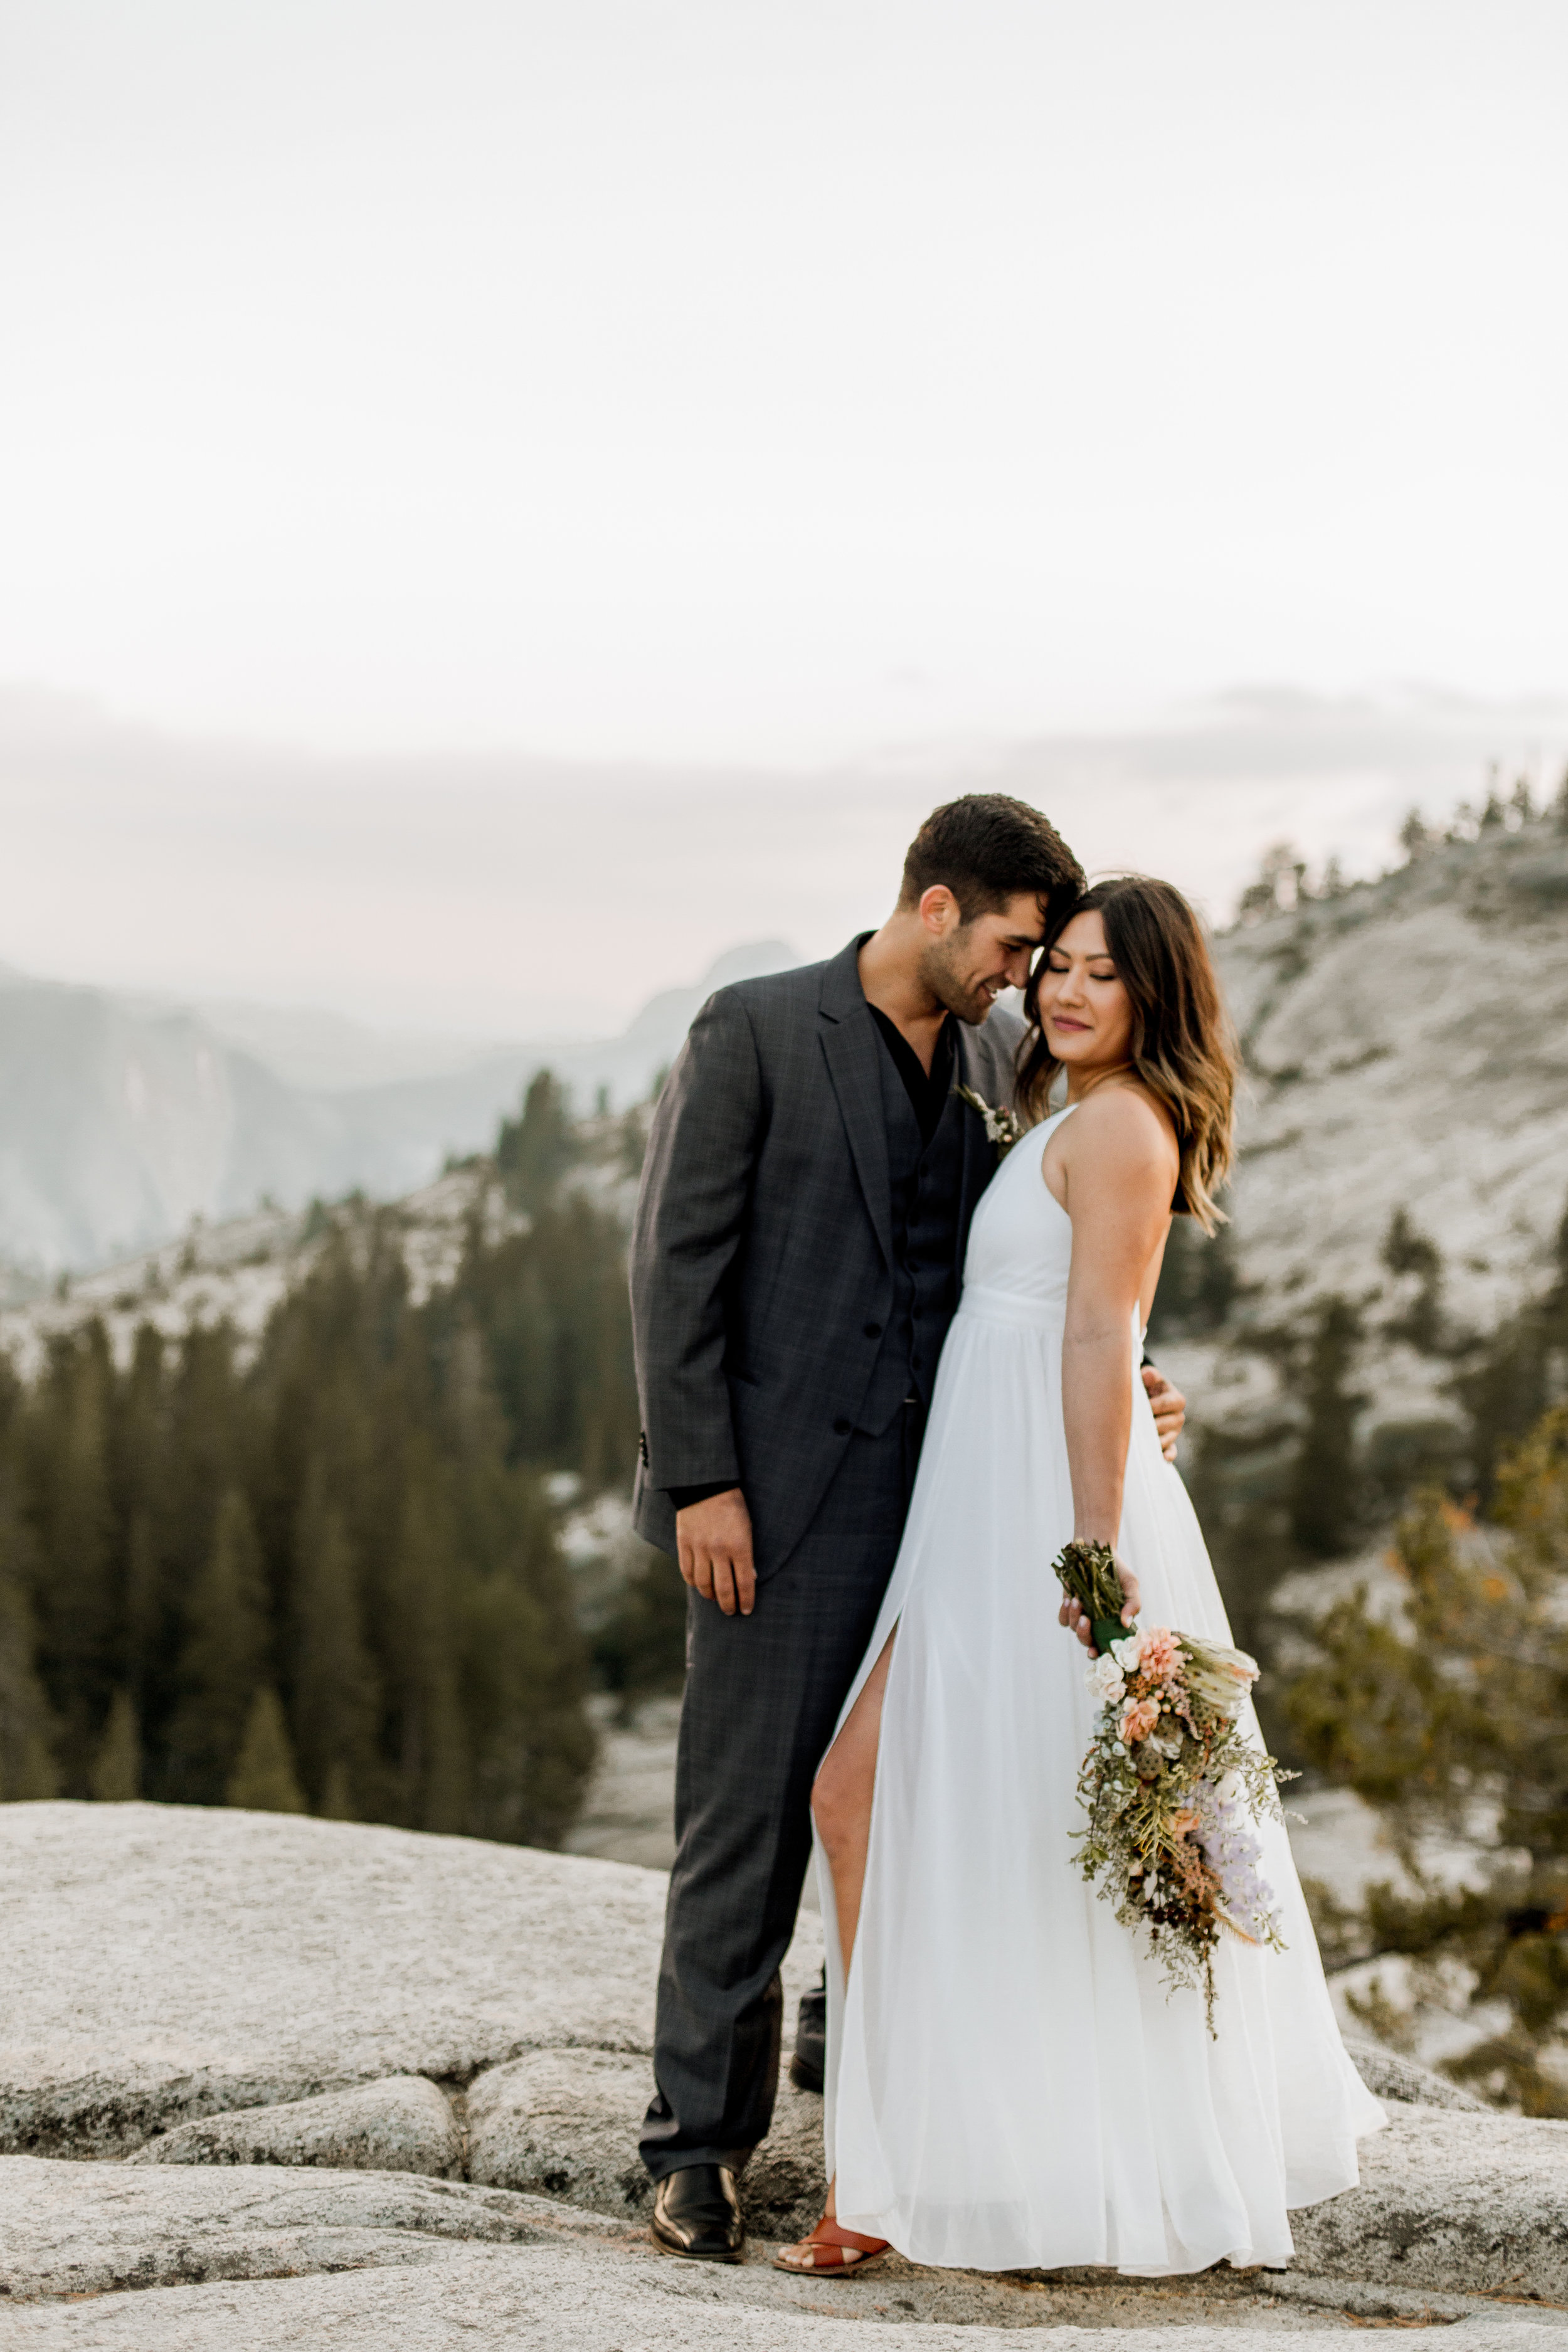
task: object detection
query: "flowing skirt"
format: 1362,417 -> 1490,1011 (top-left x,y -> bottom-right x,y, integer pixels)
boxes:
818,1290 -> 1385,2275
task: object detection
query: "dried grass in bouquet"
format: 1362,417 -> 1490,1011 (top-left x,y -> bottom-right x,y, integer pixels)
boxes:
1052,1539 -> 1291,2028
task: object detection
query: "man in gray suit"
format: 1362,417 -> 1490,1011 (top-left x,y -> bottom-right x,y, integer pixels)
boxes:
629,796 -> 1185,2260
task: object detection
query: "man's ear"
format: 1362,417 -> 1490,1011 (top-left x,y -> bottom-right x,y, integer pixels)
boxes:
918,884 -> 959,936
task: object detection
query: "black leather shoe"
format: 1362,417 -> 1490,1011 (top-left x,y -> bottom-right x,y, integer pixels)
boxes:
650,2164 -> 745,2263
791,1974 -> 826,2092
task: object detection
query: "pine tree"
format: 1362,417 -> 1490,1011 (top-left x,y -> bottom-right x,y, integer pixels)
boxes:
109,1327 -> 172,1749
290,1475 -> 378,1817
458,1456 -> 595,1845
24,1329 -> 119,1788
226,1688 -> 305,1813
1381,1207 -> 1444,1353
1398,807 -> 1431,862
164,1490 -> 271,1804
0,1521 -> 58,1801
0,1083 -> 614,1848
90,1690 -> 141,1800
1236,842 -> 1301,923
385,1451 -> 469,1833
1286,1297 -> 1367,1557
1145,1217 -> 1239,1345
496,1071 -> 576,1212
1286,1406 -> 1568,2111
593,1537 -> 689,1717
122,1513 -> 162,1735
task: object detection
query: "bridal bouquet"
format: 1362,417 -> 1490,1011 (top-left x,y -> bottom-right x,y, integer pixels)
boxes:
1052,1540 -> 1289,2027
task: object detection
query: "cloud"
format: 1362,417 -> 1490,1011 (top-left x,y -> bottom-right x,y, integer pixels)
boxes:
2,683 -> 1561,1034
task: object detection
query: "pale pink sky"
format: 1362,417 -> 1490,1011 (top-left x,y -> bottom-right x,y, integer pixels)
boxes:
1,2 -> 1565,1034
2,0 -> 1564,765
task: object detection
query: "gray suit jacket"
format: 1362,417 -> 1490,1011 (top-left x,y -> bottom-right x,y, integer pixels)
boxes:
629,935 -> 1024,1578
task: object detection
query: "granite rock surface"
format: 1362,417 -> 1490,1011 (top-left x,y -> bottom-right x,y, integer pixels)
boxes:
124,2075 -> 462,2176
1291,2107 -> 1568,2300
7,1803 -> 1568,2348
4,2157 -> 1557,2344
0,1801 -> 822,2158
467,2045 -> 828,2238
1337,2032 -> 1488,2113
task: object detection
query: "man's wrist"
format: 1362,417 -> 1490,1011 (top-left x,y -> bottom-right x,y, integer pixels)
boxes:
669,1480 -> 741,1513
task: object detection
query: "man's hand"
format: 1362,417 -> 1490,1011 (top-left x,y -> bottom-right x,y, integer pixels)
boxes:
676,1488 -> 756,1618
1142,1364 -> 1186,1462
1059,1564 -> 1143,1653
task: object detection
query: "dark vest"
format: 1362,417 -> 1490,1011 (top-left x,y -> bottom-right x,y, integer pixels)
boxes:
856,1037 -> 966,1434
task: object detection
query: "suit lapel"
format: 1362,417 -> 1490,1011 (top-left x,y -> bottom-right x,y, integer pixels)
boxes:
953,1024 -> 1001,1254
818,940 -> 894,1270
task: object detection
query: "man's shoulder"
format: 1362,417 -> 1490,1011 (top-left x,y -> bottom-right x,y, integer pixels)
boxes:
984,1002 -> 1026,1054
963,1003 -> 1025,1097
702,951 -> 842,1032
712,958 -> 825,1011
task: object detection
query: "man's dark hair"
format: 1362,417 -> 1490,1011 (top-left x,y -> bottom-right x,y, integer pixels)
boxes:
899,794 -> 1084,923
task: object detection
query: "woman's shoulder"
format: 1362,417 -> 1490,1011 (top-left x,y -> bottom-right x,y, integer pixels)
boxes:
1063,1083 -> 1179,1170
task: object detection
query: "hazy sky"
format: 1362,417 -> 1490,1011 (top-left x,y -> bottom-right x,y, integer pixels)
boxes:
3,683 -> 1560,1037
1,3 -> 1565,1033
4,0 -> 1565,763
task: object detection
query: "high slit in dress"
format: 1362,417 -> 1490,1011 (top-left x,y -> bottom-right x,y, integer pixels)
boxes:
817,1103 -> 1384,2275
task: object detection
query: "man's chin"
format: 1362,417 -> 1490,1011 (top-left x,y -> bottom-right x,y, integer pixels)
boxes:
931,972 -> 1005,1025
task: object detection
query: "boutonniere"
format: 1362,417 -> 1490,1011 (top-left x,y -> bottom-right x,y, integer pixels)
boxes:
953,1083 -> 1027,1158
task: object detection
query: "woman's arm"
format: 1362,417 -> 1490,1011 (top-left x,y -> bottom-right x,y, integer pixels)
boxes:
1047,1091 -> 1178,1641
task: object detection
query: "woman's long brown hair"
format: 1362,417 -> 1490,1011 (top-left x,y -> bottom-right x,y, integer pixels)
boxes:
1017,876 -> 1237,1232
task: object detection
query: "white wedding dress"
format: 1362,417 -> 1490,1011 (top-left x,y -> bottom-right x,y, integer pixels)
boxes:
819,1103 -> 1385,2275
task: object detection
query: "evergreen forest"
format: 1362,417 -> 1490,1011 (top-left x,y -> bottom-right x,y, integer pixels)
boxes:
0,1074 -> 649,1846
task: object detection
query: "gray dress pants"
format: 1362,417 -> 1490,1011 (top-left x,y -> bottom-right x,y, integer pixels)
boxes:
639,1406 -> 921,2178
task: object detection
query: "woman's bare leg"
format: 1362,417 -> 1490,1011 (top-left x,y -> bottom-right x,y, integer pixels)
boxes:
811,1629 -> 896,1983
774,1631 -> 898,2267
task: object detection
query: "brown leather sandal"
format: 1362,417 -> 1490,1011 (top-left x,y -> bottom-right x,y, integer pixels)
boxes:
773,2216 -> 891,2274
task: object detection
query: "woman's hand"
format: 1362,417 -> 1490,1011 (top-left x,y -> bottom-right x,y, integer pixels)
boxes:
1059,1564 -> 1143,1652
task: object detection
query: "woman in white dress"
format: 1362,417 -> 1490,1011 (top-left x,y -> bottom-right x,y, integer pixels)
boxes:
775,874 -> 1384,2279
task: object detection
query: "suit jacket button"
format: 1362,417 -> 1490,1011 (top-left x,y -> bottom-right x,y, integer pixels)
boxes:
833,1417 -> 852,1436
863,1320 -> 882,1338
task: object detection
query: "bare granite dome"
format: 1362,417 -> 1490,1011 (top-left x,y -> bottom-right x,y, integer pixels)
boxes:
2,1802 -> 1567,2345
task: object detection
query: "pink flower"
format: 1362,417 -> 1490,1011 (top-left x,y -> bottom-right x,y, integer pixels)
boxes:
1139,1627 -> 1181,1682
1120,1697 -> 1160,1745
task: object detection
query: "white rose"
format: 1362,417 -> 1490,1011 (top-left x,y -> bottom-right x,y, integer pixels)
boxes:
1110,1633 -> 1143,1672
1086,1655 -> 1126,1703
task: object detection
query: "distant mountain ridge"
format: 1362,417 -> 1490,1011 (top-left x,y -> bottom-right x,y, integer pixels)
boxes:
9,805 -> 1568,1299
0,941 -> 803,1273
1213,813 -> 1568,1328
1153,805 -> 1568,1522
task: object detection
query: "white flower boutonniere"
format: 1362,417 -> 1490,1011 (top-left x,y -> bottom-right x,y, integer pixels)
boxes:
953,1083 -> 1027,1158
